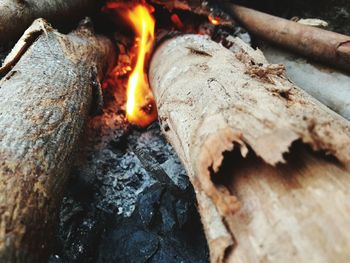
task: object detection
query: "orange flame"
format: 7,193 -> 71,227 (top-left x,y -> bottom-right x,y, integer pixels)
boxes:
125,5 -> 157,127
208,15 -> 221,26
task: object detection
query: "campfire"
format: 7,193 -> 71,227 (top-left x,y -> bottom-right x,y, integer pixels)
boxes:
0,0 -> 350,262
105,3 -> 157,127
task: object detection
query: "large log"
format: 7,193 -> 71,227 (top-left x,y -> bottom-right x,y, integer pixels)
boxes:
0,19 -> 114,262
0,0 -> 99,44
149,34 -> 350,263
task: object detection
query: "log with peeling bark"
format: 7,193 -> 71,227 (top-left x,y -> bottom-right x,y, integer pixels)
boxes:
0,19 -> 114,262
0,0 -> 99,44
149,34 -> 350,263
224,4 -> 350,72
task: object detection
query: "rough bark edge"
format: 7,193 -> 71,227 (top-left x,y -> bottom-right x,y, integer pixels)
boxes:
195,38 -> 350,219
150,34 -> 350,263
196,191 -> 234,263
195,38 -> 350,262
0,19 -> 50,78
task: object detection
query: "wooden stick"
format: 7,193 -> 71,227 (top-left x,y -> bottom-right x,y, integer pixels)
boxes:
0,0 -> 99,44
149,34 -> 350,263
224,4 -> 350,72
0,18 -> 114,262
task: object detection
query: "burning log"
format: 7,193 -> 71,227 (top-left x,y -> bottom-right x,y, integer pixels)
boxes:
0,18 -> 114,262
224,4 -> 350,72
149,34 -> 350,262
0,0 -> 99,44
149,0 -> 233,26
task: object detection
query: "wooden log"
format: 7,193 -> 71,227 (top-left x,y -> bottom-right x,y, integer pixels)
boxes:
261,44 -> 350,120
149,34 -> 350,263
0,18 -> 114,262
0,0 -> 99,44
223,4 -> 350,72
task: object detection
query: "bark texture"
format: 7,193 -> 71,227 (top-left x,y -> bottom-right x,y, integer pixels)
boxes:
149,34 -> 350,263
224,4 -> 350,72
0,0 -> 99,44
0,19 -> 114,263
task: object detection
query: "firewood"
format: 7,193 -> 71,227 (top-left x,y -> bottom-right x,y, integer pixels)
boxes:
0,18 -> 114,262
224,4 -> 350,72
261,44 -> 350,120
0,0 -> 99,44
149,34 -> 350,263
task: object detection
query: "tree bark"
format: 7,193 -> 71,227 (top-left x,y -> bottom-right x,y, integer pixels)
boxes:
0,18 -> 114,263
0,0 -> 99,44
149,34 -> 350,263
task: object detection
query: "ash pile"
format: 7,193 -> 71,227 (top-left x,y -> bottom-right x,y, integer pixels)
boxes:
51,121 -> 209,263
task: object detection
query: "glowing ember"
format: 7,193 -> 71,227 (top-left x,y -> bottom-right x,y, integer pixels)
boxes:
171,14 -> 184,30
208,15 -> 221,26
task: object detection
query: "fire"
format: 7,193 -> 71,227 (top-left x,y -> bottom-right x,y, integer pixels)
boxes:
106,2 -> 157,127
125,5 -> 157,127
171,14 -> 184,30
208,15 -> 221,26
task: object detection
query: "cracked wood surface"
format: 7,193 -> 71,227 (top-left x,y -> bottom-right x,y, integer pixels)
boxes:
0,19 -> 114,263
149,34 -> 350,263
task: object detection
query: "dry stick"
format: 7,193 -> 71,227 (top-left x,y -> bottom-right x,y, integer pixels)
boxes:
223,4 -> 350,72
0,0 -> 99,44
0,19 -> 114,263
149,34 -> 350,263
